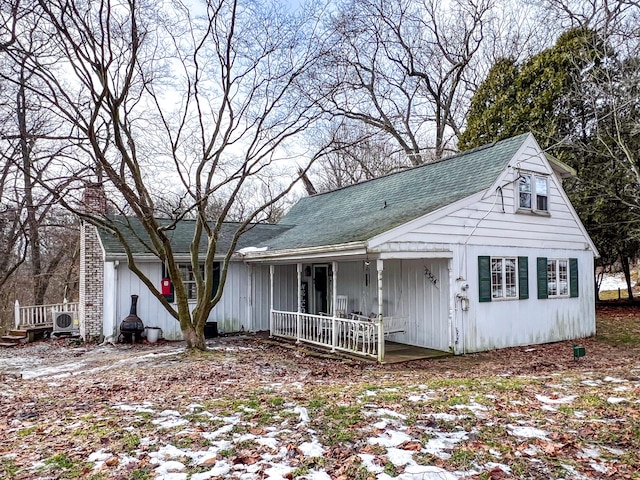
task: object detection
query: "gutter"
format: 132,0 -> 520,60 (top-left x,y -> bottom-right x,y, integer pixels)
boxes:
238,241 -> 368,263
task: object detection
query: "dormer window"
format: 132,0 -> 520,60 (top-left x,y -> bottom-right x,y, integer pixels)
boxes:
518,173 -> 548,212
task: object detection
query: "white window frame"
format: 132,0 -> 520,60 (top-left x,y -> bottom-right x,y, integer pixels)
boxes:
547,258 -> 569,297
177,263 -> 203,300
490,257 -> 518,300
518,173 -> 549,213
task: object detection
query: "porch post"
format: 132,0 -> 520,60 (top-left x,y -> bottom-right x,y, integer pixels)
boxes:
377,259 -> 384,362
332,261 -> 338,351
296,263 -> 302,343
14,299 -> 20,329
269,265 -> 274,337
331,261 -> 338,316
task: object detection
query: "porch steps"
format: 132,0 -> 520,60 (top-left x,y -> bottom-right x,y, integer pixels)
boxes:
0,327 -> 52,347
0,331 -> 28,347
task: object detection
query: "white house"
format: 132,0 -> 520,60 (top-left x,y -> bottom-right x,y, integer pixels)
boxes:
81,133 -> 598,361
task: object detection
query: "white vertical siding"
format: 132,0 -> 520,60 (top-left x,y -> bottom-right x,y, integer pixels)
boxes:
250,264 -> 272,331
114,261 -> 253,340
451,245 -> 595,354
381,259 -> 450,351
102,262 -> 117,338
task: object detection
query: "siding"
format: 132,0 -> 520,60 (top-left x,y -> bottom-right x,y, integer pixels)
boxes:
451,245 -> 595,353
111,261 -> 254,340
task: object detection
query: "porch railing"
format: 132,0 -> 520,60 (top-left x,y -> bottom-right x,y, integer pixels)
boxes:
14,300 -> 80,329
271,310 -> 405,362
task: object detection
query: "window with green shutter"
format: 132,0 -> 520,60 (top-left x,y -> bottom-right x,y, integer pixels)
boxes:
538,257 -> 577,298
479,256 -> 526,301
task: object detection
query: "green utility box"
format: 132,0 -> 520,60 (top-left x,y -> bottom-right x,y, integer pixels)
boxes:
573,345 -> 586,360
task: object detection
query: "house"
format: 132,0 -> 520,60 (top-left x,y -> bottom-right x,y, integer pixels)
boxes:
80,133 -> 597,361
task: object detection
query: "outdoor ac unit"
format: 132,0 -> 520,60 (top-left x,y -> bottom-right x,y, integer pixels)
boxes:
53,311 -> 79,334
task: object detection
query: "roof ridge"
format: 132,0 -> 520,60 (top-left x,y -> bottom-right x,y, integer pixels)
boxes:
305,133 -> 530,199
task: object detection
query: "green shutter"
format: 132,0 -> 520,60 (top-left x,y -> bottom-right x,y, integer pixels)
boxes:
537,257 -> 548,299
569,258 -> 579,297
518,256 -> 529,299
478,256 -> 491,302
211,262 -> 221,299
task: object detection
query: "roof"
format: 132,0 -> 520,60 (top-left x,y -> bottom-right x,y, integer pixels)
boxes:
98,216 -> 291,259
260,133 -> 530,250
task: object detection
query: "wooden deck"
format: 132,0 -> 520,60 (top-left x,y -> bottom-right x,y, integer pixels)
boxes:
382,342 -> 452,364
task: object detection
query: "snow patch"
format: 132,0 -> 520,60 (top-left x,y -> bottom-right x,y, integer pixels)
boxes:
298,440 -> 324,457
535,394 -> 577,404
507,425 -> 549,440
368,429 -> 412,447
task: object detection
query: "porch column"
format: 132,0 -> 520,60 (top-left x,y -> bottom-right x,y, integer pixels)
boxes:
296,263 -> 302,343
269,265 -> 274,337
332,261 -> 338,351
14,299 -> 20,329
331,261 -> 338,316
377,259 -> 384,362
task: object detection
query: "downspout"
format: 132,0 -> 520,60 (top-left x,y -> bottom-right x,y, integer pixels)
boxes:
296,263 -> 302,343
332,261 -> 338,352
377,259 -> 384,362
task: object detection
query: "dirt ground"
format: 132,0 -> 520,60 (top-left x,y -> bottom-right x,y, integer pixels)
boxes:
1,306 -> 639,479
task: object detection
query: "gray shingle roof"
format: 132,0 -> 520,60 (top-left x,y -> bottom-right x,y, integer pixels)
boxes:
98,217 -> 291,259
261,133 -> 530,250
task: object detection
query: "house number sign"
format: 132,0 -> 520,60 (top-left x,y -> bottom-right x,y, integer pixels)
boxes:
424,266 -> 438,286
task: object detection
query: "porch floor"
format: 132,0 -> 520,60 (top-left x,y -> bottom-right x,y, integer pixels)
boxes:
383,342 -> 452,364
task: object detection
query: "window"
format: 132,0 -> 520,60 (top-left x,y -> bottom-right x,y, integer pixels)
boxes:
518,173 -> 549,212
537,257 -> 578,299
163,263 -> 221,301
491,257 -> 518,299
478,256 -> 528,302
547,259 -> 568,297
178,264 -> 203,300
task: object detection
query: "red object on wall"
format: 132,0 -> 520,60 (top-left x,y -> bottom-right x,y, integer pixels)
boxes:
161,277 -> 172,296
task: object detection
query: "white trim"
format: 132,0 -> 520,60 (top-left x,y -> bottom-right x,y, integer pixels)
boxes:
378,251 -> 453,259
243,242 -> 368,263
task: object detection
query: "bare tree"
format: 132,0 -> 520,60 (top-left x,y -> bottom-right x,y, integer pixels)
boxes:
0,1 -> 80,306
5,0 -> 331,349
316,0 -> 494,163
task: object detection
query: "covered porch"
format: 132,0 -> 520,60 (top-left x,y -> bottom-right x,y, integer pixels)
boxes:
261,252 -> 454,363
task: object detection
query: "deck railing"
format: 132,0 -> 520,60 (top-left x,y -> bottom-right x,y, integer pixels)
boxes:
271,310 -> 398,362
14,300 -> 80,329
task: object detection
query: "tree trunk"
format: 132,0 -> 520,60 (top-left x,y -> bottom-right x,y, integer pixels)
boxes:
180,319 -> 207,350
620,255 -> 634,301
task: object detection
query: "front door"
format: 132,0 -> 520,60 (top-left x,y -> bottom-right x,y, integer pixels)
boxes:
312,264 -> 329,315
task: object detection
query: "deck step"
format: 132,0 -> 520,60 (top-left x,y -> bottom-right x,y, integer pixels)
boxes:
2,334 -> 27,341
0,341 -> 18,348
8,330 -> 28,337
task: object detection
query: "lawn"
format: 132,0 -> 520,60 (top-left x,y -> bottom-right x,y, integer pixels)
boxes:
0,306 -> 639,479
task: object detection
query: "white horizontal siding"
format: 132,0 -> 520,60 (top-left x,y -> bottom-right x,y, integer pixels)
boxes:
389,141 -> 591,251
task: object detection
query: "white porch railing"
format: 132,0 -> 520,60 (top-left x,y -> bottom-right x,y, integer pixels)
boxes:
270,310 -> 407,362
14,300 -> 80,329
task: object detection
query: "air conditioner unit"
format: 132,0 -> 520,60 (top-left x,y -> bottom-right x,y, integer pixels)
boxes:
53,311 -> 79,335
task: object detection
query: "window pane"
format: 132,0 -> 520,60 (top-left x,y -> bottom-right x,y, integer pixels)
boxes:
519,175 -> 531,208
535,176 -> 547,195
536,195 -> 548,211
558,260 -> 568,295
547,260 -> 557,296
491,258 -> 503,298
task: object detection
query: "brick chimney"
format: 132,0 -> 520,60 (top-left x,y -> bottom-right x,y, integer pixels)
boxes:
79,183 -> 107,341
